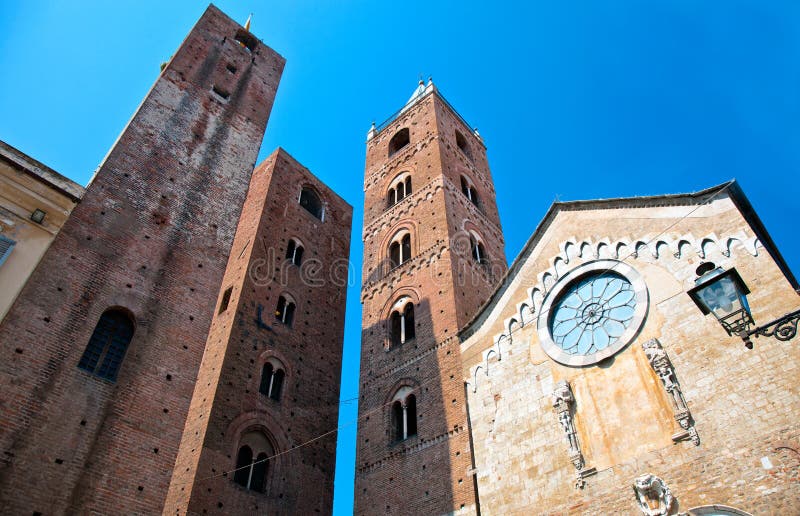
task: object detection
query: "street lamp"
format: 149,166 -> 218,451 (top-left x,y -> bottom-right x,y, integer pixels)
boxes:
688,262 -> 800,349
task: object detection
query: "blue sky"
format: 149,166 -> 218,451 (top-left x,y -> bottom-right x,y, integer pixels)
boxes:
1,1 -> 799,514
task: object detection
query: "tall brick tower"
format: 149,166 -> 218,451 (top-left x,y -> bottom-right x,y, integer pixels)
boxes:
355,80 -> 507,514
0,6 -> 284,514
164,148 -> 352,514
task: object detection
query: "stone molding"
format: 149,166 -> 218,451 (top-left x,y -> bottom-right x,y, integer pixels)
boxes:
552,380 -> 595,488
642,338 -> 700,446
356,424 -> 465,473
467,230 -> 760,393
362,335 -> 459,388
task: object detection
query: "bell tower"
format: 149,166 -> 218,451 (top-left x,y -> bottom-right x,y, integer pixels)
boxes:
355,80 -> 507,514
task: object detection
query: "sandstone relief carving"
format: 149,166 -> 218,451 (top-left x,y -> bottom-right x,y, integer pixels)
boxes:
633,474 -> 674,516
642,338 -> 700,446
552,380 -> 595,488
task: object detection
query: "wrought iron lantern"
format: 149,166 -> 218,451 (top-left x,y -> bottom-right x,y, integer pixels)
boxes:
688,262 -> 800,349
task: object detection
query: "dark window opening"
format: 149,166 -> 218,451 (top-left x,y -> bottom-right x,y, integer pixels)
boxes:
77,309 -> 134,381
211,85 -> 230,101
392,401 -> 403,441
388,128 -> 410,157
406,394 -> 417,436
455,130 -> 472,159
259,363 -> 284,401
275,296 -> 295,326
234,30 -> 257,53
234,446 -> 267,492
219,287 -> 233,314
299,188 -> 323,220
285,240 -> 304,266
392,394 -> 417,441
226,63 -> 238,74
471,237 -> 487,265
461,176 -> 479,206
387,176 -> 413,208
390,302 -> 415,347
389,234 -> 411,269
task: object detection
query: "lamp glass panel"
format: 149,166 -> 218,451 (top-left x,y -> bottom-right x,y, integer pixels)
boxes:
697,275 -> 744,320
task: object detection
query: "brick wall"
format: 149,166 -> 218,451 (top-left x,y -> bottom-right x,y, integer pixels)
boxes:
355,90 -> 507,515
0,6 -> 284,514
164,148 -> 352,515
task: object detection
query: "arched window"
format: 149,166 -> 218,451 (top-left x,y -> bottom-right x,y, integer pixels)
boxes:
275,295 -> 296,326
233,431 -> 274,492
390,299 -> 415,347
470,235 -> 487,265
285,239 -> 304,266
387,174 -> 413,208
455,130 -> 472,160
391,388 -> 418,442
461,176 -> 479,206
388,232 -> 412,269
299,187 -> 323,220
259,361 -> 285,401
77,309 -> 134,381
388,128 -> 410,157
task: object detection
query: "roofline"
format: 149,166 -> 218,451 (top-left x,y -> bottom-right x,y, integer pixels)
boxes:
0,139 -> 84,202
261,146 -> 353,210
372,88 -> 487,150
459,180 -> 799,341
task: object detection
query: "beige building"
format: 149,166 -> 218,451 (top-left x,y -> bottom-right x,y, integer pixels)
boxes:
0,140 -> 84,320
460,181 -> 799,515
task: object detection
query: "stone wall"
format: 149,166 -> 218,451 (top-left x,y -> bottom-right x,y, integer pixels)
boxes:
461,191 -> 800,514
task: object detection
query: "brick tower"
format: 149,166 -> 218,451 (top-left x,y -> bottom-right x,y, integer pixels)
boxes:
355,80 -> 507,514
0,6 -> 284,514
164,148 -> 352,514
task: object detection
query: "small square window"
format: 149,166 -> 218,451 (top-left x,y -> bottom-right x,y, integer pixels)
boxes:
30,209 -> 46,224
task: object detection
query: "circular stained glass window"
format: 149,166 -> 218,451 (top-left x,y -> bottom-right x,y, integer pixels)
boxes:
537,260 -> 649,366
549,272 -> 635,355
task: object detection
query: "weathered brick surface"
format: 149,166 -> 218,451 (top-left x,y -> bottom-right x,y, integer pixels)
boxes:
355,88 -> 507,515
0,6 -> 284,514
460,192 -> 800,514
164,148 -> 352,515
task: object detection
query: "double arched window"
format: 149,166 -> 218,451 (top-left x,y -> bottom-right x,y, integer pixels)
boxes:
285,238 -> 304,266
259,360 -> 285,401
233,430 -> 274,492
77,308 -> 134,381
470,233 -> 488,265
299,187 -> 323,220
388,231 -> 412,269
389,298 -> 415,347
388,128 -> 410,157
391,387 -> 418,442
387,174 -> 412,208
461,176 -> 479,207
275,295 -> 296,326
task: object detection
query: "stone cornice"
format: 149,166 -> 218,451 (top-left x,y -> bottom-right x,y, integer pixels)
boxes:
356,424 -> 465,474
361,335 -> 459,388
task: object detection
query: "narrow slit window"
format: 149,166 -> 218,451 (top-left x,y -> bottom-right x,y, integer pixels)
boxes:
219,286 -> 233,314
212,85 -> 230,101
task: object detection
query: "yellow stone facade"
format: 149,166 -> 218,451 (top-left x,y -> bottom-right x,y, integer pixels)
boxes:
460,182 -> 800,514
0,140 -> 83,320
